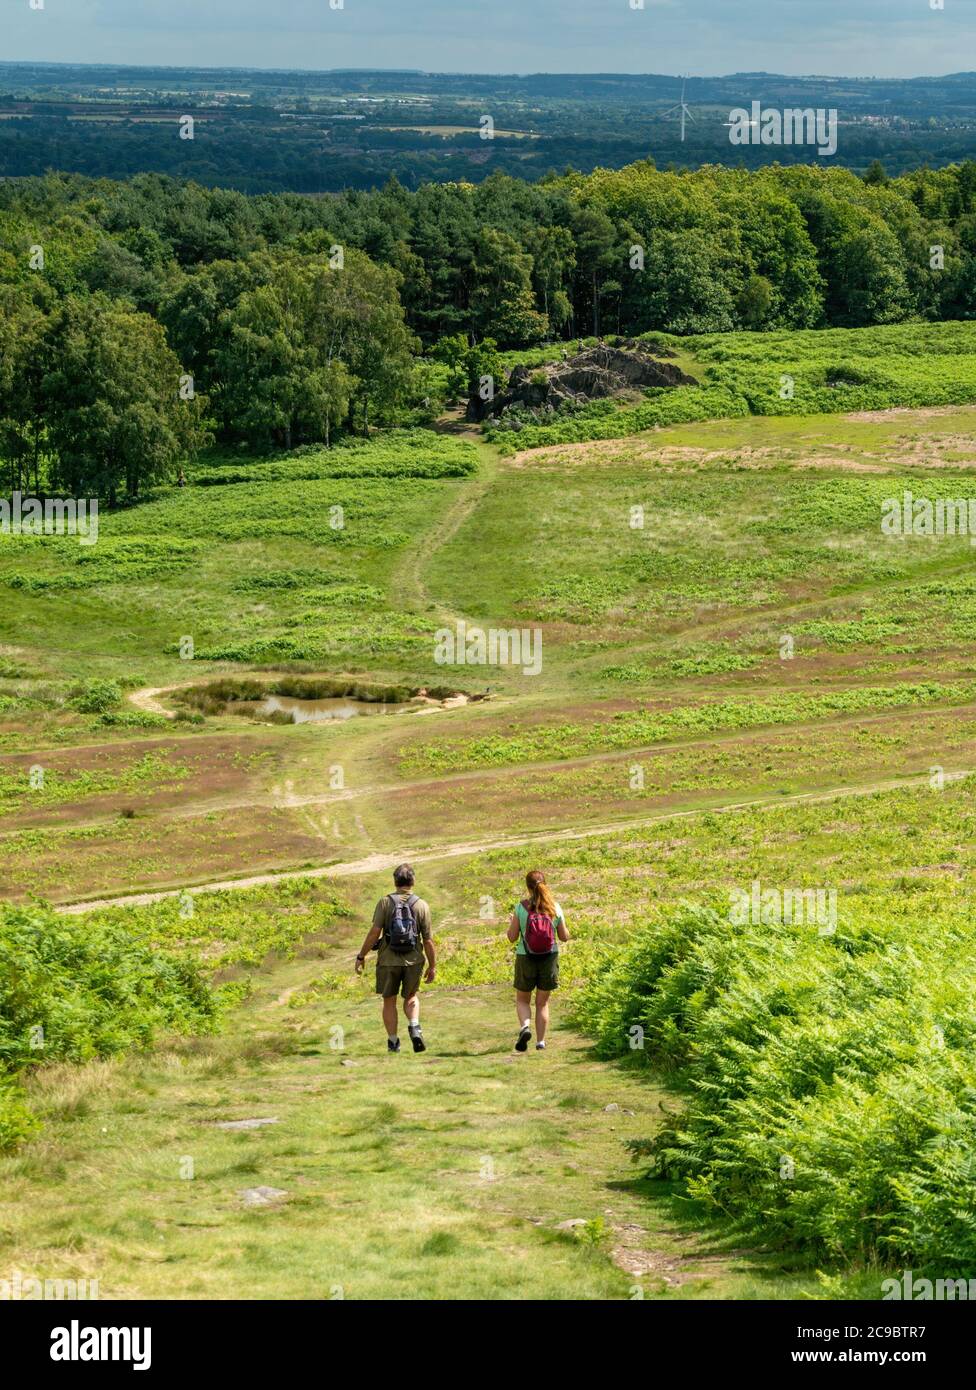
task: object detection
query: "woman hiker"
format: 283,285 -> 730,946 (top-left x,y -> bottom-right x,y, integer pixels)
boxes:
507,869 -> 569,1052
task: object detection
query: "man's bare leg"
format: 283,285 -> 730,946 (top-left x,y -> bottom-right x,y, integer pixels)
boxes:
404,992 -> 426,1051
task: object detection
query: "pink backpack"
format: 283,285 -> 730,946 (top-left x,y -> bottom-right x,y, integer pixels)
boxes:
521,899 -> 556,955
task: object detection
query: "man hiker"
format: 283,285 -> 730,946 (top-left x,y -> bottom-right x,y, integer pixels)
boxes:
355,863 -> 435,1052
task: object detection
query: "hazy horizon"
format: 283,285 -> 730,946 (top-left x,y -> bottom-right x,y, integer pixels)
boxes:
3,60 -> 976,82
2,0 -> 972,81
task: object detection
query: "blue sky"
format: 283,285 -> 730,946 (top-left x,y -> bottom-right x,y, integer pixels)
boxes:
3,0 -> 972,78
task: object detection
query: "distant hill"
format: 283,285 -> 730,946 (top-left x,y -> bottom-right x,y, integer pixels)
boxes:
2,63 -> 976,191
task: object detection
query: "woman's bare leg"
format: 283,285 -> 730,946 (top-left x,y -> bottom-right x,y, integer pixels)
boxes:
535,989 -> 551,1043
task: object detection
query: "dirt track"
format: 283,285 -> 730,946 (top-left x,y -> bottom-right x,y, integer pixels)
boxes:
56,766 -> 972,914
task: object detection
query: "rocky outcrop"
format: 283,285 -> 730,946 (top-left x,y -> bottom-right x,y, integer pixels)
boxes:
469,342 -> 697,422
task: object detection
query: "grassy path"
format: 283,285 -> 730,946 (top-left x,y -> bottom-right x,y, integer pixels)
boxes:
1,910 -> 814,1300
391,430 -> 503,620
8,418 -> 929,1300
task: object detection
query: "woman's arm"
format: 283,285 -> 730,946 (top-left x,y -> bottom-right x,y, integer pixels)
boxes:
506,912 -> 520,943
557,916 -> 570,943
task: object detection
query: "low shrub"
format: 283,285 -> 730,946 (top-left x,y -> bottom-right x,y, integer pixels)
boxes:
0,902 -> 220,1150
573,896 -> 976,1270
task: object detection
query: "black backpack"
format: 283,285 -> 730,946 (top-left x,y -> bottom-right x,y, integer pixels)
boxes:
386,893 -> 420,954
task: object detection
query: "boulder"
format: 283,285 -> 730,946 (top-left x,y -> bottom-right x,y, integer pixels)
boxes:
469,342 -> 697,422
239,1186 -> 288,1207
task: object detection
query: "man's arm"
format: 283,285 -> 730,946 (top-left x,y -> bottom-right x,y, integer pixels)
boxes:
354,923 -> 382,973
423,933 -> 436,984
419,902 -> 436,982
355,901 -> 385,973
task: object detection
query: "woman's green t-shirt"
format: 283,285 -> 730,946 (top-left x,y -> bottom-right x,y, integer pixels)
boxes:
514,901 -> 564,955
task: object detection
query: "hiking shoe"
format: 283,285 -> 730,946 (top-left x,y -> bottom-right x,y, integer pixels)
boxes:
410,1029 -> 426,1053
536,1041 -> 546,1051
387,1037 -> 401,1053
515,1026 -> 531,1053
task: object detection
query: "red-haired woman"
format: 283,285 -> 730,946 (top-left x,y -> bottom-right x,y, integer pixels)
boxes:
506,869 -> 569,1052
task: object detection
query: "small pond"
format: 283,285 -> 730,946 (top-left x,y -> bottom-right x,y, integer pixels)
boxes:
239,694 -> 403,724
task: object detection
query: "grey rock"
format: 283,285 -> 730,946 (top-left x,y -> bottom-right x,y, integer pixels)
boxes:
215,1117 -> 278,1130
469,342 -> 697,423
240,1186 -> 288,1207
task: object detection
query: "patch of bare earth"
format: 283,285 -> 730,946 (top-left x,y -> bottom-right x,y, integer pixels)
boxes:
844,406 -> 976,423
511,440 -> 743,470
610,1223 -> 737,1286
794,456 -> 888,472
511,439 -> 901,474
128,685 -> 179,717
0,735 -> 281,829
887,432 -> 976,470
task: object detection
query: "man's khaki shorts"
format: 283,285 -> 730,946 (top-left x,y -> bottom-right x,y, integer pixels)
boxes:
376,958 -> 424,998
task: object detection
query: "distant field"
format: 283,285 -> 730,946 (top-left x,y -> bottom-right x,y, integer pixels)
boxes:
371,125 -> 538,137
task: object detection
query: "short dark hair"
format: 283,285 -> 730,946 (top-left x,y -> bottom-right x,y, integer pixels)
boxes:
393,862 -> 415,887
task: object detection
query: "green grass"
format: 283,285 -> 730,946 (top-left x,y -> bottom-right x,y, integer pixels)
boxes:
450,770 -> 976,942
76,878 -> 348,973
0,432 -> 482,731
400,681 -> 976,774
7,325 -> 976,1298
427,417 -> 976,690
574,892 -> 976,1271
0,924 -> 818,1300
192,430 -> 478,484
0,900 -> 220,1149
0,750 -> 189,815
487,321 -> 976,450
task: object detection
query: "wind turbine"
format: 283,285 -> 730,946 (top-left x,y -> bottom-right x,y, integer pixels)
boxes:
662,75 -> 696,143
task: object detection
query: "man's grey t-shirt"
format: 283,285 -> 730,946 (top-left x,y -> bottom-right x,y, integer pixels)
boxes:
372,891 -> 432,968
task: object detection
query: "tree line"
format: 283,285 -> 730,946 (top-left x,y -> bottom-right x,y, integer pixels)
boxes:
3,158 -> 976,501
